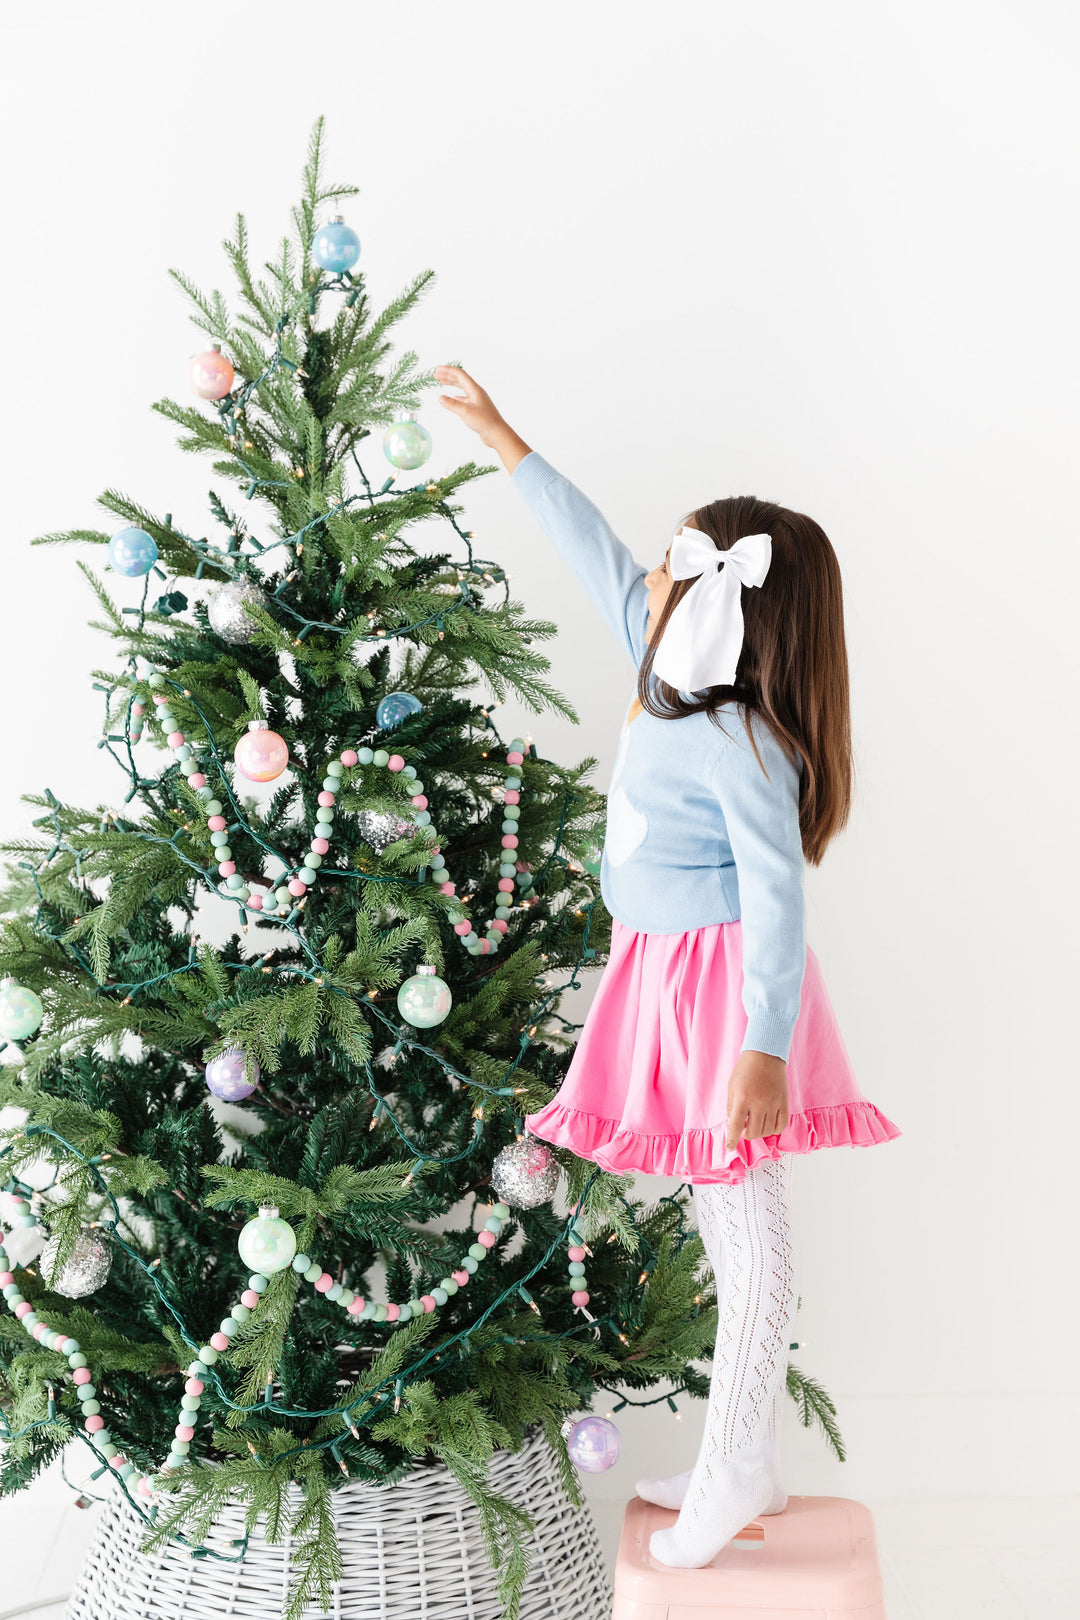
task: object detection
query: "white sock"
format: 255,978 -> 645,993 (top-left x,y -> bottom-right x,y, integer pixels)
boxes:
649,1157 -> 797,1567
635,1364 -> 788,1513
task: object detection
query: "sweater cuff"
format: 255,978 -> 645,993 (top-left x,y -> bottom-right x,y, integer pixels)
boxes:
510,449 -> 560,500
741,1007 -> 799,1063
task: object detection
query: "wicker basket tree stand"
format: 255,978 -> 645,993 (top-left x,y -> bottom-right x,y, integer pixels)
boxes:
65,1425 -> 613,1620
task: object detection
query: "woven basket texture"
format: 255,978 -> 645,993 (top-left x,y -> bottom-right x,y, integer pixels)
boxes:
64,1426 -> 613,1620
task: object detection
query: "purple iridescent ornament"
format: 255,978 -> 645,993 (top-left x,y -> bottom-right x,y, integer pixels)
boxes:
205,1048 -> 259,1101
564,1415 -> 621,1473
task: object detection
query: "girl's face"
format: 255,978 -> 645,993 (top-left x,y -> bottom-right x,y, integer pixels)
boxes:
644,520 -> 697,643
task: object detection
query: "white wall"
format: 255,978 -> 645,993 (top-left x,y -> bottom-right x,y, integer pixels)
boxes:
1,0 -> 1076,1546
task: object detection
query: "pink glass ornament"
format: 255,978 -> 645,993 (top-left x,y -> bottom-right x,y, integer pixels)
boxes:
190,345 -> 235,400
234,722 -> 289,783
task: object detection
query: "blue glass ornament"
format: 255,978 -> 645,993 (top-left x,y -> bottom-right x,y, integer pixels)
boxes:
565,1415 -> 621,1472
0,979 -> 43,1041
397,965 -> 452,1028
376,691 -> 424,731
109,527 -> 158,578
383,416 -> 432,470
237,1206 -> 297,1275
313,214 -> 361,274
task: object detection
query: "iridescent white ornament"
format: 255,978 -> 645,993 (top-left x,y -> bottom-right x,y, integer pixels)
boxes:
491,1134 -> 560,1208
359,809 -> 416,853
396,964 -> 452,1029
207,579 -> 271,645
563,1414 -> 621,1472
39,1231 -> 112,1298
383,415 -> 432,470
0,979 -> 43,1041
237,1205 -> 297,1275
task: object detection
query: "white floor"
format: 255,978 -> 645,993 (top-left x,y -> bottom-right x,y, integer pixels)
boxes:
0,1491 -> 1076,1619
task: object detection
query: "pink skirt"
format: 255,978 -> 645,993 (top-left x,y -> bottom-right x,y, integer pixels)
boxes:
524,916 -> 902,1186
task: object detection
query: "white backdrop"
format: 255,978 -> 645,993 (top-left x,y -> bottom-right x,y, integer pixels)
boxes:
0,0 -> 1076,1548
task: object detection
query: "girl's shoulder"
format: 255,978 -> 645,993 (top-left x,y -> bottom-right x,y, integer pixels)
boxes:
707,701 -> 804,780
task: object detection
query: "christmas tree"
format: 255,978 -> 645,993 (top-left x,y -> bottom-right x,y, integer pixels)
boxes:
0,121 -> 842,1618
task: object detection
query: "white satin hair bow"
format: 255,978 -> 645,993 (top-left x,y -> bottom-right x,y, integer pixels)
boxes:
650,526 -> 773,692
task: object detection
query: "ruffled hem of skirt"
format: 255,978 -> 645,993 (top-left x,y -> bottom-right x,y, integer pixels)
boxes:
523,1097 -> 903,1185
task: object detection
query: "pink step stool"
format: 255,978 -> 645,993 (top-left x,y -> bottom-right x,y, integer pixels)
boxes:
611,1494 -> 887,1620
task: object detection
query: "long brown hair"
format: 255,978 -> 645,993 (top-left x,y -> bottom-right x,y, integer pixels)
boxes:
638,495 -> 853,866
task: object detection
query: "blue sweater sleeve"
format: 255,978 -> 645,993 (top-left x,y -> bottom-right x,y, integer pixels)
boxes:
510,450 -> 650,669
711,713 -> 807,1062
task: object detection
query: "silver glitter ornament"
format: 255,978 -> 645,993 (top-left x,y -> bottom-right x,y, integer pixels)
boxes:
491,1134 -> 560,1209
207,578 -> 271,645
359,809 -> 416,853
38,1231 -> 112,1298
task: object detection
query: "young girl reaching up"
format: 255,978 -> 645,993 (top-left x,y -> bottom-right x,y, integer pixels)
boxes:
434,364 -> 902,1570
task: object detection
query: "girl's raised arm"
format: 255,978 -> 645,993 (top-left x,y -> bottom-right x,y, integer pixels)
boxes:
435,365 -> 649,669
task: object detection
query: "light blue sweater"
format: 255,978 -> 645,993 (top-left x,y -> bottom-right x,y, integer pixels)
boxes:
511,450 -> 807,1062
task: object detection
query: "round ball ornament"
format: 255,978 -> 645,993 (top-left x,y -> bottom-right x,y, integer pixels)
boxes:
237,1205 -> 297,1276
358,809 -> 416,854
491,1133 -> 560,1209
313,214 -> 361,274
563,1415 -> 621,1473
190,343 -> 235,401
396,964 -> 452,1029
376,690 -> 423,731
234,720 -> 289,783
383,415 -> 432,471
583,843 -> 603,877
207,578 -> 270,645
205,1047 -> 259,1101
108,527 -> 158,578
0,978 -> 43,1041
39,1230 -> 112,1298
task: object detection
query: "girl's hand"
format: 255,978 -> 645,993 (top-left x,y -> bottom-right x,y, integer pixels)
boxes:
433,365 -> 532,472
724,1051 -> 790,1152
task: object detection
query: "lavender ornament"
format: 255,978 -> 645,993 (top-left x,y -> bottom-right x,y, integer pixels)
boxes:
205,1048 -> 259,1101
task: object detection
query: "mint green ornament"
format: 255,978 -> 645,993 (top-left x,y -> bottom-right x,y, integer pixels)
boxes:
237,1205 -> 297,1276
383,414 -> 432,471
583,842 -> 603,877
0,979 -> 43,1041
396,964 -> 452,1028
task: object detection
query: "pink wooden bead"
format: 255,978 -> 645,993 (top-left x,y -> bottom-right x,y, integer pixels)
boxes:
347,1296 -> 366,1315
311,837 -> 329,855
246,895 -> 263,912
501,834 -> 518,849
317,790 -> 335,807
0,1272 -> 12,1286
497,878 -> 514,893
431,845 -> 441,855
411,794 -> 428,809
452,1269 -> 469,1286
507,750 -> 525,764
188,773 -> 207,788
455,920 -> 473,935
33,1322 -> 48,1340
477,1230 -> 497,1249
420,1295 -> 436,1313
84,1415 -> 105,1433
340,750 -> 358,767
385,1302 -> 401,1321
218,861 -> 236,876
73,1366 -> 92,1384
288,878 -> 306,897
137,1477 -> 154,1497
314,1273 -> 334,1293
167,732 -> 185,748
387,754 -> 405,771
504,790 -> 520,804
207,815 -> 227,832
479,940 -> 491,953
185,1378 -> 204,1397
241,1290 -> 260,1308
132,702 -> 145,716
109,1454 -> 127,1469
209,1332 -> 229,1352
516,861 -> 531,872
491,919 -> 508,934
175,1424 -> 195,1442
152,692 -> 169,704
14,1301 -> 31,1318
439,881 -> 455,895
568,1245 -> 586,1262
571,1290 -> 590,1307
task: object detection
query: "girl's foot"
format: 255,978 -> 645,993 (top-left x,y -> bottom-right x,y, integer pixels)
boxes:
635,1458 -> 787,1515
648,1454 -> 776,1568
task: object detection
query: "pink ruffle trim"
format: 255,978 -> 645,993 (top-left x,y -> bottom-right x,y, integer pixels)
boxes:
524,1097 -> 903,1186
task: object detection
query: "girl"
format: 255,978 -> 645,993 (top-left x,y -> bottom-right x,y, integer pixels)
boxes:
434,364 -> 902,1570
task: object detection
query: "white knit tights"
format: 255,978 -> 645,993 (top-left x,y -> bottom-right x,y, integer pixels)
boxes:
647,1156 -> 797,1568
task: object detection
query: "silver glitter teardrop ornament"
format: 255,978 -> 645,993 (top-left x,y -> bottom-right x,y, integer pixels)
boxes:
38,1231 -> 112,1298
358,809 -> 416,853
491,1134 -> 560,1208
207,578 -> 271,645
